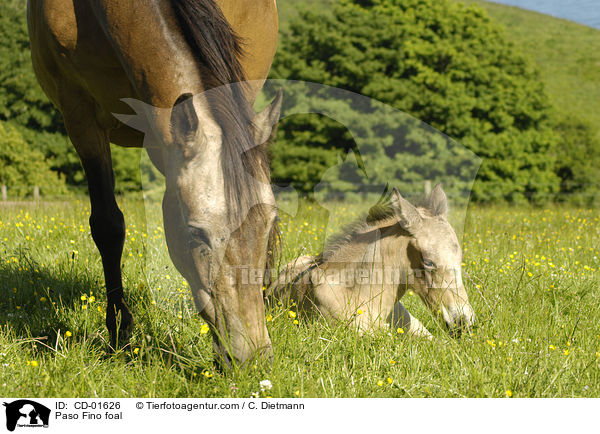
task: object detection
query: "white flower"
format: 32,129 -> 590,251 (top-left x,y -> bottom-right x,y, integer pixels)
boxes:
260,379 -> 273,392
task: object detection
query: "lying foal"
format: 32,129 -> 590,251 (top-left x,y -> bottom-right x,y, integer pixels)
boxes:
269,184 -> 475,338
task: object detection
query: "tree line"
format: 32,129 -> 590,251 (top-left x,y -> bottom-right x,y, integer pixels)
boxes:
1,0 -> 598,203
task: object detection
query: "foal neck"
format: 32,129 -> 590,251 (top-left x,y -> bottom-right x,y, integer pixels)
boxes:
322,216 -> 411,269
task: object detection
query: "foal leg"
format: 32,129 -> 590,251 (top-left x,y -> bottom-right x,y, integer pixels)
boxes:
64,101 -> 133,349
388,301 -> 433,340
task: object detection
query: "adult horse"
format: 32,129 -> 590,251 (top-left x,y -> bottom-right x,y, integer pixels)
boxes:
28,0 -> 281,367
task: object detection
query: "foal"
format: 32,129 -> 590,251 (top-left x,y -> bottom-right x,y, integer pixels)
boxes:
269,184 -> 475,338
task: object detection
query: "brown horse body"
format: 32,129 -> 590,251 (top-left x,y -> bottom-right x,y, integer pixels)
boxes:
28,0 -> 280,366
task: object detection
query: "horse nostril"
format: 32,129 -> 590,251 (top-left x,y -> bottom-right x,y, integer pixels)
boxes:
188,223 -> 212,249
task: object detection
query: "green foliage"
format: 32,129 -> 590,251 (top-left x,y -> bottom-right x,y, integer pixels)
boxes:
0,0 -> 64,133
271,0 -> 561,202
460,0 -> 600,132
554,117 -> 600,205
458,0 -> 600,204
0,121 -> 67,197
0,0 -> 146,194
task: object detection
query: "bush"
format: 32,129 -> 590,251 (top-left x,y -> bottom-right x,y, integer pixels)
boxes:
0,121 -> 67,197
0,0 -> 146,194
270,0 -> 561,203
554,116 -> 600,205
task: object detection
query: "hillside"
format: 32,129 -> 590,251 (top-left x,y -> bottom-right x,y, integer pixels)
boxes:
462,0 -> 600,136
278,0 -> 600,136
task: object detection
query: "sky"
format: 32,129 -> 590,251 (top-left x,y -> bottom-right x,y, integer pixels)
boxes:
490,0 -> 600,29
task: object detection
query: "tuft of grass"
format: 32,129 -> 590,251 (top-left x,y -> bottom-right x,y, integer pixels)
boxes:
1,199 -> 599,397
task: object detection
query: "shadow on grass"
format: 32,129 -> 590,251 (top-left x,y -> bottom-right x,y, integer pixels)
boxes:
0,250 -> 219,374
0,249 -> 109,349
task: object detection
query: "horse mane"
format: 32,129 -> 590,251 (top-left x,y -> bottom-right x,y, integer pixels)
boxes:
170,0 -> 270,225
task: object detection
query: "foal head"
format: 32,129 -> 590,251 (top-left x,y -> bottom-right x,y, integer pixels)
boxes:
391,184 -> 475,335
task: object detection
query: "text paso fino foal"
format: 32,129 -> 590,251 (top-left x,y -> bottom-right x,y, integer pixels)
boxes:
28,0 -> 281,366
270,185 -> 476,338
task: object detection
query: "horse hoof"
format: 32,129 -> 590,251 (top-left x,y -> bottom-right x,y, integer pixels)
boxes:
105,299 -> 134,350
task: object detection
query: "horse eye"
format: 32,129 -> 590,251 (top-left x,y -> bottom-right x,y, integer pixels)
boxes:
423,259 -> 436,269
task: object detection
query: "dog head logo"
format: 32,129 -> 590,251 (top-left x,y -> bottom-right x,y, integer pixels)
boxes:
3,401 -> 50,431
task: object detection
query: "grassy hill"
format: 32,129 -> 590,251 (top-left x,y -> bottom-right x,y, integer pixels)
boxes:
461,0 -> 600,136
277,0 -> 600,136
278,0 -> 332,28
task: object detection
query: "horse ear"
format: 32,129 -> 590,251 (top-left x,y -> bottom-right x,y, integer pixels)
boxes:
253,89 -> 283,148
428,183 -> 448,216
391,188 -> 422,232
171,93 -> 198,143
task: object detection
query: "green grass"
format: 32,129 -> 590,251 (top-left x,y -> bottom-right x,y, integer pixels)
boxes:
1,198 -> 599,397
461,0 -> 600,136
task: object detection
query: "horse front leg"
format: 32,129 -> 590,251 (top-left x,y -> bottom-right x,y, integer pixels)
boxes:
388,301 -> 433,340
64,101 -> 133,349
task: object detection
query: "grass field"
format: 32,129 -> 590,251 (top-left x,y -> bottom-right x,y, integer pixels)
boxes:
0,198 -> 599,398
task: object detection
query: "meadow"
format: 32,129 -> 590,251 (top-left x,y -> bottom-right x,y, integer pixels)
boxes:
0,197 -> 599,398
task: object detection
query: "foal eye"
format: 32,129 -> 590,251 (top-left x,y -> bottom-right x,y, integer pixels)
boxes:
423,259 -> 436,269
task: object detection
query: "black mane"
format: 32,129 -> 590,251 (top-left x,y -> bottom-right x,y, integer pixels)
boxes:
170,0 -> 269,225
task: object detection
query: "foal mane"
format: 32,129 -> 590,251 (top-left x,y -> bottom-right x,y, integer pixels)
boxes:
318,204 -> 398,263
170,0 -> 270,225
319,198 -> 436,264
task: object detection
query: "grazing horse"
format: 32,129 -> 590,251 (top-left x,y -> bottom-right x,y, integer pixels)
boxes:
28,0 -> 281,366
269,185 -> 476,338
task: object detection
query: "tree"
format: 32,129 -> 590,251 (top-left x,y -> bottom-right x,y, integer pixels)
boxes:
270,0 -> 561,203
555,116 -> 600,205
0,121 -> 66,197
0,0 -> 145,194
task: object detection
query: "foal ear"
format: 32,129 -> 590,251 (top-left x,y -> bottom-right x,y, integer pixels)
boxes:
170,93 -> 199,143
391,188 -> 422,233
253,89 -> 283,148
428,183 -> 448,216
